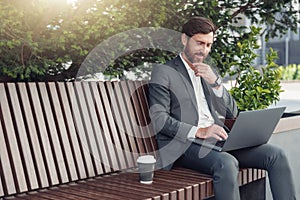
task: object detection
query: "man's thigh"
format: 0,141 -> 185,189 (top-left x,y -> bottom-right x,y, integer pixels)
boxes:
229,143 -> 283,169
176,143 -> 238,175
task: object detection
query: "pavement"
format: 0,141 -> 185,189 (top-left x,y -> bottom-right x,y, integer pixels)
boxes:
267,81 -> 300,200
271,81 -> 300,113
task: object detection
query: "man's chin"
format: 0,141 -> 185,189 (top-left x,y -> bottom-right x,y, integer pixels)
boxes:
194,57 -> 204,63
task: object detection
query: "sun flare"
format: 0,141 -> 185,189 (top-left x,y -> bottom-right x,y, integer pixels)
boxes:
66,0 -> 77,4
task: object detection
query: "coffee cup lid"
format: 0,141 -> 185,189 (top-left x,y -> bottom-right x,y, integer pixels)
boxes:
137,155 -> 156,164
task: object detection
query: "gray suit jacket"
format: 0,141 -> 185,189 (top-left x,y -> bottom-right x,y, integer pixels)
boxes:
148,56 -> 238,170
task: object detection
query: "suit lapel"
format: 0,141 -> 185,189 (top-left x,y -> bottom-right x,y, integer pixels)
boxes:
172,56 -> 198,110
170,55 -> 223,125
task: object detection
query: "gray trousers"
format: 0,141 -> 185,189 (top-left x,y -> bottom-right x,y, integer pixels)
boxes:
175,143 -> 296,200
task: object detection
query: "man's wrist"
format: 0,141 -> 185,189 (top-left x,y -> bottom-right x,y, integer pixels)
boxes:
196,127 -> 209,138
209,76 -> 222,88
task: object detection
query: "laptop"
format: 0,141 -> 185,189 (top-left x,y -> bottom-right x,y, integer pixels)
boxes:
189,107 -> 286,152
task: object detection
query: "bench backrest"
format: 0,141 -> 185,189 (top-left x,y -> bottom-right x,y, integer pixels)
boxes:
0,81 -> 157,197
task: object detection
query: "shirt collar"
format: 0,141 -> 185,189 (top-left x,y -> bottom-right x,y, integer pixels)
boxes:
179,53 -> 194,75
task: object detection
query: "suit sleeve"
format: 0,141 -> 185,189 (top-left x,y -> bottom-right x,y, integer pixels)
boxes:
212,86 -> 238,119
148,65 -> 194,143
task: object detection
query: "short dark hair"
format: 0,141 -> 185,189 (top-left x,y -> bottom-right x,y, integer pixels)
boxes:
182,17 -> 216,37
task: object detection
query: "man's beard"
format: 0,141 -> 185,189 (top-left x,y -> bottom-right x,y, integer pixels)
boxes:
184,49 -> 206,63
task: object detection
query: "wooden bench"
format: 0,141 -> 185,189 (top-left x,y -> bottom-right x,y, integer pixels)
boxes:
0,81 -> 266,200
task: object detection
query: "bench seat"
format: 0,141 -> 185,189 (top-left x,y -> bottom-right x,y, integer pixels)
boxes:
11,167 -> 265,200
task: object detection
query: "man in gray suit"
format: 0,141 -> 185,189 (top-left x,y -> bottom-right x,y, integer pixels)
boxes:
148,16 -> 296,200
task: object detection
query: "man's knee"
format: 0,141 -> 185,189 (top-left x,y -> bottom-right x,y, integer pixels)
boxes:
274,146 -> 287,159
265,145 -> 289,170
212,154 -> 239,181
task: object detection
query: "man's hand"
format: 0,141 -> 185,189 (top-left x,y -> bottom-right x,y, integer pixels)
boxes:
195,124 -> 228,141
192,62 -> 217,85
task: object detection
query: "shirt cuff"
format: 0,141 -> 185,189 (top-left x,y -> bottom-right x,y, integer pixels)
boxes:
212,85 -> 224,97
187,126 -> 198,139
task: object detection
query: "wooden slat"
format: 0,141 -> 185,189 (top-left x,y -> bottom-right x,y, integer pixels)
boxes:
123,81 -> 148,155
0,175 -> 3,197
15,193 -> 50,200
36,188 -> 84,200
133,81 -> 157,153
159,168 -> 213,185
63,182 -> 140,200
136,81 -> 152,126
243,169 -> 250,184
111,81 -> 138,167
60,183 -> 129,200
252,167 -> 257,182
88,82 -> 116,173
28,83 -> 59,186
88,176 -> 169,200
48,82 -> 78,181
167,168 -> 214,198
184,186 -> 193,200
15,183 -> 125,200
65,83 -> 95,178
17,83 -> 49,188
104,81 -> 132,169
0,96 -> 16,196
151,176 -> 199,199
258,169 -> 264,179
192,184 -> 200,200
47,189 -> 92,200
126,81 -> 149,154
97,82 -> 123,170
134,81 -> 158,152
73,82 -> 102,175
0,83 -> 27,193
56,82 -> 87,179
38,82 -> 69,183
247,168 -> 253,182
7,83 -> 39,191
257,169 -> 262,179
177,188 -> 185,200
200,182 -> 209,199
81,82 -> 112,174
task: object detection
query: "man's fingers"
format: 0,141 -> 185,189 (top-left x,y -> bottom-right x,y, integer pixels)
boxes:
211,126 -> 228,140
218,131 -> 228,140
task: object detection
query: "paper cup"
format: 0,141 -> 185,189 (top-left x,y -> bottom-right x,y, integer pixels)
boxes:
137,155 -> 156,184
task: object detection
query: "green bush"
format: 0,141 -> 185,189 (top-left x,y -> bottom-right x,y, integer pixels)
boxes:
229,27 -> 283,111
230,49 -> 283,111
279,64 -> 300,80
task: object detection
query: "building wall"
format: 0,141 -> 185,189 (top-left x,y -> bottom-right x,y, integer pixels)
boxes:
266,129 -> 300,199
266,40 -> 300,65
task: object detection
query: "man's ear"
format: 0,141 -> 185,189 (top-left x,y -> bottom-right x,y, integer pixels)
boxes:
181,34 -> 188,46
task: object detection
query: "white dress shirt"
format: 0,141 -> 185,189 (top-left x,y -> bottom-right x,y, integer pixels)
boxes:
179,54 -> 223,138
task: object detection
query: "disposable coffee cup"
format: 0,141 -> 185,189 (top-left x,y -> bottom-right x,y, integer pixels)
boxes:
137,155 -> 156,184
